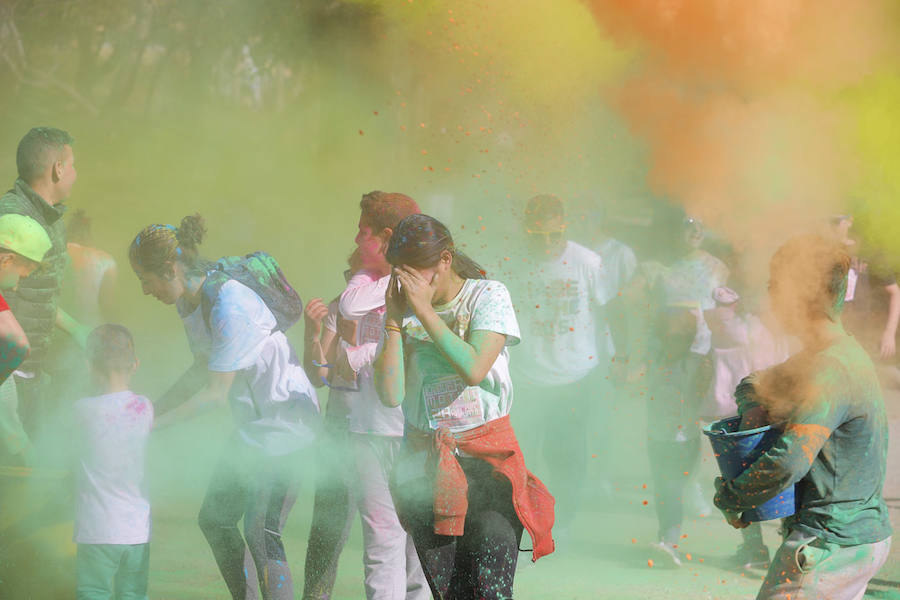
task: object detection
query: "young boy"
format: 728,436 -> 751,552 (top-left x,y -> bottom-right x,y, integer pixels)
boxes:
0,213 -> 53,464
74,325 -> 152,600
715,234 -> 891,599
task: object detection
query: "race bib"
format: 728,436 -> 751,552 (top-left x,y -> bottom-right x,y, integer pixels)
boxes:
360,312 -> 383,345
423,374 -> 484,430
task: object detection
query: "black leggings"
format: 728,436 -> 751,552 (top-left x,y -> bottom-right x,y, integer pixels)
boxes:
198,443 -> 301,600
395,457 -> 524,600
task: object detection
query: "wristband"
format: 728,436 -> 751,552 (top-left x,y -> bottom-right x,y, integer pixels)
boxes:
384,325 -> 402,335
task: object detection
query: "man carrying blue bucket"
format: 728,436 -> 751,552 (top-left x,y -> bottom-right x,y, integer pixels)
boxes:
713,234 -> 892,600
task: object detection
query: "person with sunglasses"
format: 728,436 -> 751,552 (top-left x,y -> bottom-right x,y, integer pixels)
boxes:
502,194 -> 614,545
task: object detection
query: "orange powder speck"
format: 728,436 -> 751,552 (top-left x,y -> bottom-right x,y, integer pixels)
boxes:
631,538 -> 636,544
358,130 -> 364,135
647,559 -> 654,568
642,500 -> 648,506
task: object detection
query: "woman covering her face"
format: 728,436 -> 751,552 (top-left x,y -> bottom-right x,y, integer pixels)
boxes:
374,213 -> 555,600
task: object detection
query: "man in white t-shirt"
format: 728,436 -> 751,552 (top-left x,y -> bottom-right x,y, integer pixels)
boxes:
503,194 -> 614,535
336,191 -> 427,600
74,325 -> 152,600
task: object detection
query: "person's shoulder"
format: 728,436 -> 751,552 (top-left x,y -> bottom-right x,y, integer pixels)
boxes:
0,187 -> 31,216
467,279 -> 514,308
470,278 -> 510,295
87,245 -> 115,266
566,241 -> 603,266
216,278 -> 263,306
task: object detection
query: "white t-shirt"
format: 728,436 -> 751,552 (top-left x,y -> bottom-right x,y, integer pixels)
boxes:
659,251 -> 730,355
596,238 -> 637,297
74,391 -> 153,545
179,279 -> 318,456
339,270 -> 404,436
401,278 -> 520,433
322,299 -> 353,422
510,241 -> 614,386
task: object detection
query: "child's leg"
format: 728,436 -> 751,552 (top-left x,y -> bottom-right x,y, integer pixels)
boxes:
113,543 -> 149,600
76,544 -> 120,600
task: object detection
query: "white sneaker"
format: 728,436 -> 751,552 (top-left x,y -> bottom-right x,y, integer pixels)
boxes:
649,541 -> 682,567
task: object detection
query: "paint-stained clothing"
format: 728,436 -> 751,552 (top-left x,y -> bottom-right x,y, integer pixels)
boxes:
0,179 -> 67,375
74,391 -> 153,545
714,334 -> 892,546
400,279 -> 520,433
403,416 -> 555,562
179,279 -> 318,456
756,529 -> 890,600
506,241 -> 614,386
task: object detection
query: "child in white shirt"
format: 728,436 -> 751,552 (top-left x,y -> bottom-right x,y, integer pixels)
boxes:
74,324 -> 152,600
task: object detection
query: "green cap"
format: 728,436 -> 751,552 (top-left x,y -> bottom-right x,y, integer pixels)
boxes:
0,214 -> 52,263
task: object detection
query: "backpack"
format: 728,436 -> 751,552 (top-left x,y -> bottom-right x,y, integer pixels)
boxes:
200,251 -> 303,333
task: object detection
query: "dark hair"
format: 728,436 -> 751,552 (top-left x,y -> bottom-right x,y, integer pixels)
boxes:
87,324 -> 136,376
770,234 -> 850,320
524,194 -> 565,228
360,191 -> 420,232
129,214 -> 209,276
68,208 -> 91,245
16,127 -> 74,184
386,214 -> 485,279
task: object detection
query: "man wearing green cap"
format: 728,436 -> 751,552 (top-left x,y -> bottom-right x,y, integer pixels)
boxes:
0,127 -> 89,434
0,213 -> 52,464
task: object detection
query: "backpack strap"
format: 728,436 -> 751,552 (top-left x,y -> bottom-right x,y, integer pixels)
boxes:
200,265 -> 232,332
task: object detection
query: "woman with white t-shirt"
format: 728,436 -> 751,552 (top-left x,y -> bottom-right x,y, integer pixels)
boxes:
375,214 -> 554,600
129,214 -> 318,600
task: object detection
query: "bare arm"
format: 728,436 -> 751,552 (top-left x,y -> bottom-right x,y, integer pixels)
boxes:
396,267 -> 507,386
375,327 -> 405,407
375,272 -> 407,408
302,297 -> 334,387
98,263 -> 118,323
154,359 -> 209,416
56,307 -> 91,349
880,283 -> 900,359
153,370 -> 235,429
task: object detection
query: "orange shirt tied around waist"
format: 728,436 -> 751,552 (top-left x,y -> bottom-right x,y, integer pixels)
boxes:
405,415 -> 555,562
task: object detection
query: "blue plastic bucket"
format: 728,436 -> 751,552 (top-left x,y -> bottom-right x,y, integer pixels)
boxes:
702,416 -> 797,522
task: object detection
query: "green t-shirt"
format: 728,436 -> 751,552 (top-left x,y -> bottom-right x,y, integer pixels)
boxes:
715,333 -> 892,546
